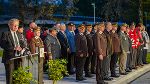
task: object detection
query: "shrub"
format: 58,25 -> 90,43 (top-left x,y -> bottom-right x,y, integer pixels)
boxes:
48,59 -> 68,84
12,66 -> 37,84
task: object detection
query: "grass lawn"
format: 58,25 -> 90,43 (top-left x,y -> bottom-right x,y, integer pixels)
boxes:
0,50 -> 3,57
147,53 -> 150,63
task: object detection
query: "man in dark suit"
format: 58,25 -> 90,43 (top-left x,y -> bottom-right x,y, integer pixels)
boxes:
84,24 -> 94,77
75,24 -> 88,81
95,23 -> 108,84
0,19 -> 23,84
57,23 -> 69,59
57,23 -> 70,72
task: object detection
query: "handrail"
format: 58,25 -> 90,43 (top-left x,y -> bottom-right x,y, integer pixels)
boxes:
10,52 -> 47,60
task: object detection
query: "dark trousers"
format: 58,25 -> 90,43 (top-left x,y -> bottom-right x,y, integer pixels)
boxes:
4,59 -> 22,84
96,58 -> 104,84
142,49 -> 147,64
131,48 -> 137,68
137,46 -> 143,65
91,51 -> 97,73
4,61 -> 14,84
76,56 -> 86,79
110,53 -> 118,75
126,53 -> 132,70
84,52 -> 92,74
102,56 -> 110,78
68,52 -> 76,74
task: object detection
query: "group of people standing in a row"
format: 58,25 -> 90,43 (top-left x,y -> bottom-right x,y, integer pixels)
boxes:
0,18 -> 149,84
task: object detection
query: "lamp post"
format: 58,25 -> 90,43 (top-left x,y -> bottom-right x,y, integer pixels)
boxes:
91,3 -> 95,24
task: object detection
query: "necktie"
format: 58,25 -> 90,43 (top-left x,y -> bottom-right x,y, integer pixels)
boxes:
14,32 -> 19,47
71,32 -> 74,36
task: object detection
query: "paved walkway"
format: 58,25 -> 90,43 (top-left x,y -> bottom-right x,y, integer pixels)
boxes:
130,71 -> 150,84
0,57 -> 150,84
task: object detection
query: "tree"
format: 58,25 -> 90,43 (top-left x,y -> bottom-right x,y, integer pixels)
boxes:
11,0 -> 79,22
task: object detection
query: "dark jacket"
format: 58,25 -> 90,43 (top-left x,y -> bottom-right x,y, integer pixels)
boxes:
111,32 -> 121,53
57,31 -> 69,58
85,32 -> 94,53
75,33 -> 88,57
95,32 -> 107,57
104,29 -> 113,56
0,31 -> 23,63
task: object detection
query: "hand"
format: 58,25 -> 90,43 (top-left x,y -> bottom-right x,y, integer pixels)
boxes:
99,55 -> 103,60
14,46 -> 22,51
80,53 -> 84,57
49,56 -> 53,60
67,48 -> 70,53
48,53 -> 53,60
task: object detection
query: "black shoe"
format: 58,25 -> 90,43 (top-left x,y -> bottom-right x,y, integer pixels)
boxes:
91,71 -> 96,74
97,81 -> 108,84
126,69 -> 132,72
103,77 -> 113,81
85,74 -> 93,78
111,74 -> 120,78
69,71 -> 75,75
120,72 -> 128,75
76,77 -> 86,81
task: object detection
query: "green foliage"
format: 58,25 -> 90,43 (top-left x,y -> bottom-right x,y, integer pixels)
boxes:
12,67 -> 37,84
47,59 -> 68,83
147,53 -> 150,63
0,50 -> 3,57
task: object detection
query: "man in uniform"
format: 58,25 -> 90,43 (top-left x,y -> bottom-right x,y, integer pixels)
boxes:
44,27 -> 61,60
84,24 -> 94,77
110,23 -> 121,77
103,22 -> 113,80
91,23 -> 98,74
65,22 -> 76,74
75,24 -> 88,81
118,23 -> 129,75
95,23 -> 108,84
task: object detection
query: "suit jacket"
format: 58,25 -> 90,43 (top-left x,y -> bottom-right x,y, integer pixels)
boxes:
75,33 -> 88,57
0,31 -> 23,63
65,29 -> 76,52
85,32 -> 94,53
30,37 -> 44,54
118,31 -> 129,52
104,29 -> 113,56
111,32 -> 121,53
44,34 -> 61,59
57,31 -> 69,50
95,32 -> 107,57
57,31 -> 69,58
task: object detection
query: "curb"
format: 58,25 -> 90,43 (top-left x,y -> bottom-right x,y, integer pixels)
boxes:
108,64 -> 150,84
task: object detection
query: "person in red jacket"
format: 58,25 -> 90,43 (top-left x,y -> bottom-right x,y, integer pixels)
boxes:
26,22 -> 37,44
128,22 -> 138,69
135,23 -> 144,67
